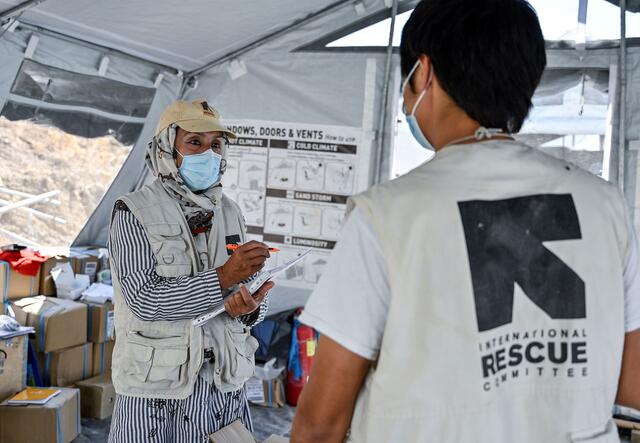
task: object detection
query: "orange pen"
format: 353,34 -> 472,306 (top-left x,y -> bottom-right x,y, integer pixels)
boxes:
226,243 -> 280,252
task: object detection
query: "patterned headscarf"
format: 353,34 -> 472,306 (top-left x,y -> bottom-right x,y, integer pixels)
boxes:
145,124 -> 223,228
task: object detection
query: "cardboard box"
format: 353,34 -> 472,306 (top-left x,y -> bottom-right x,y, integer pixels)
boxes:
0,387 -> 80,443
246,376 -> 286,408
72,254 -> 100,283
76,372 -> 115,419
81,247 -> 109,272
0,260 -> 40,301
0,335 -> 27,402
37,343 -> 92,387
210,420 -> 256,443
11,296 -> 87,353
92,340 -> 114,376
39,255 -> 70,296
85,302 -> 114,343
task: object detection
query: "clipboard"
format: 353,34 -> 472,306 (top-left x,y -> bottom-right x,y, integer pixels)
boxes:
192,248 -> 312,327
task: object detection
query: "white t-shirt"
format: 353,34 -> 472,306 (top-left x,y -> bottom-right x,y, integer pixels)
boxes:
300,206 -> 640,361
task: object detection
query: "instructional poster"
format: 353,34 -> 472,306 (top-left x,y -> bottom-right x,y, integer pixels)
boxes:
222,120 -> 371,290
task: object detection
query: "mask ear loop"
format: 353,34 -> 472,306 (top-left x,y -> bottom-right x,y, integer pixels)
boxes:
402,59 -> 433,116
401,60 -> 421,95
411,65 -> 433,116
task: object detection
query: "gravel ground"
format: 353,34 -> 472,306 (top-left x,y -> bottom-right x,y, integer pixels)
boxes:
0,117 -> 128,247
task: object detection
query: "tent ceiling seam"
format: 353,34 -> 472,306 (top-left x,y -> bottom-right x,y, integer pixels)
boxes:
10,19 -> 183,77
5,93 -> 149,123
0,0 -> 46,22
184,0 -> 357,80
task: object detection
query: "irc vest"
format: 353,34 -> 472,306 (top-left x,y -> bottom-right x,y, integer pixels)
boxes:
347,141 -> 628,443
110,179 -> 255,399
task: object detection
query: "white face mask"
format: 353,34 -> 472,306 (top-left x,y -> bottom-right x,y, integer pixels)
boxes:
402,60 -> 435,152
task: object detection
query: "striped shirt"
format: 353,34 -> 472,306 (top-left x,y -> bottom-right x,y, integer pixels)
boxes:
108,376 -> 252,443
108,208 -> 266,441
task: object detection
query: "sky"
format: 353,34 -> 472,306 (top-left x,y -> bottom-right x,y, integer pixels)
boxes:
327,0 -> 640,177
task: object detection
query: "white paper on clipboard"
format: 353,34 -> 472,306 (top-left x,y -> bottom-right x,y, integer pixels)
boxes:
192,248 -> 313,327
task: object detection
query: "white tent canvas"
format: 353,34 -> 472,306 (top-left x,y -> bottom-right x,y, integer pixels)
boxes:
0,0 -> 638,310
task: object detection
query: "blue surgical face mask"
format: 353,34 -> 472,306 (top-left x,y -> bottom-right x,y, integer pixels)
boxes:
402,60 -> 435,152
177,149 -> 222,191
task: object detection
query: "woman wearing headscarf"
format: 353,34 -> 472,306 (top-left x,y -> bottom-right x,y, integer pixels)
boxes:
107,99 -> 273,442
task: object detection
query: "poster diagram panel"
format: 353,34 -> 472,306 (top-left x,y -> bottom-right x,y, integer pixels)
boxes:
221,130 -> 269,226
268,158 -> 296,189
221,120 -> 372,290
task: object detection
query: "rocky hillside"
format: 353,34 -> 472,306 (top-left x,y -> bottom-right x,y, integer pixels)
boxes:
0,117 -> 129,247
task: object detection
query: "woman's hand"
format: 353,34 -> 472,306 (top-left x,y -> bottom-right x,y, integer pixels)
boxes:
224,281 -> 275,318
217,241 -> 270,290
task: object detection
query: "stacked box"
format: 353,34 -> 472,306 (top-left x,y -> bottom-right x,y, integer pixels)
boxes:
39,255 -> 71,296
86,302 -> 114,343
246,375 -> 286,408
76,372 -> 115,419
92,340 -> 115,376
11,296 -> 87,353
38,247 -> 107,296
84,300 -> 115,377
0,388 -> 81,443
0,260 -> 40,305
11,296 -> 95,390
36,343 -> 93,387
0,335 -> 28,402
72,253 -> 100,283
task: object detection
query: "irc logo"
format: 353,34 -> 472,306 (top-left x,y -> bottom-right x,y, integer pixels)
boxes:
458,194 -> 586,332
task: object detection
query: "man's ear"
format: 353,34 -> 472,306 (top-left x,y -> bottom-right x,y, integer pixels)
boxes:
411,54 -> 433,93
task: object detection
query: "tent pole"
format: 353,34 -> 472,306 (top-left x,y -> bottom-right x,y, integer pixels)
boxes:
617,0 -> 627,193
185,0 -> 355,79
0,0 -> 46,22
577,0 -> 588,24
372,0 -> 399,184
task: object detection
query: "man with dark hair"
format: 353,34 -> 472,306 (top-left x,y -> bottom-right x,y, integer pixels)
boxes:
291,1 -> 640,442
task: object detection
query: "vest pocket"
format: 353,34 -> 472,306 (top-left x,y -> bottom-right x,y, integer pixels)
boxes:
147,347 -> 189,383
125,331 -> 191,390
147,223 -> 182,236
221,319 -> 259,386
147,223 -> 192,277
125,342 -> 153,383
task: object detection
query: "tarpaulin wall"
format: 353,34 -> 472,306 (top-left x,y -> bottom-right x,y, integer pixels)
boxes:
71,0 -> 408,251
179,52 -> 398,310
542,43 -> 640,229
0,0 -> 638,311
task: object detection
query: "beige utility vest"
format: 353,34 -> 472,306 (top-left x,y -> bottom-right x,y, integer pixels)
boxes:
348,141 -> 628,443
110,179 -> 255,400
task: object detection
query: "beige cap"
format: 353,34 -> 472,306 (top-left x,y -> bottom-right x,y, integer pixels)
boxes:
155,98 -> 237,138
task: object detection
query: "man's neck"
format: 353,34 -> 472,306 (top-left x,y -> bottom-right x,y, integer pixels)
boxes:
424,108 -> 510,151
